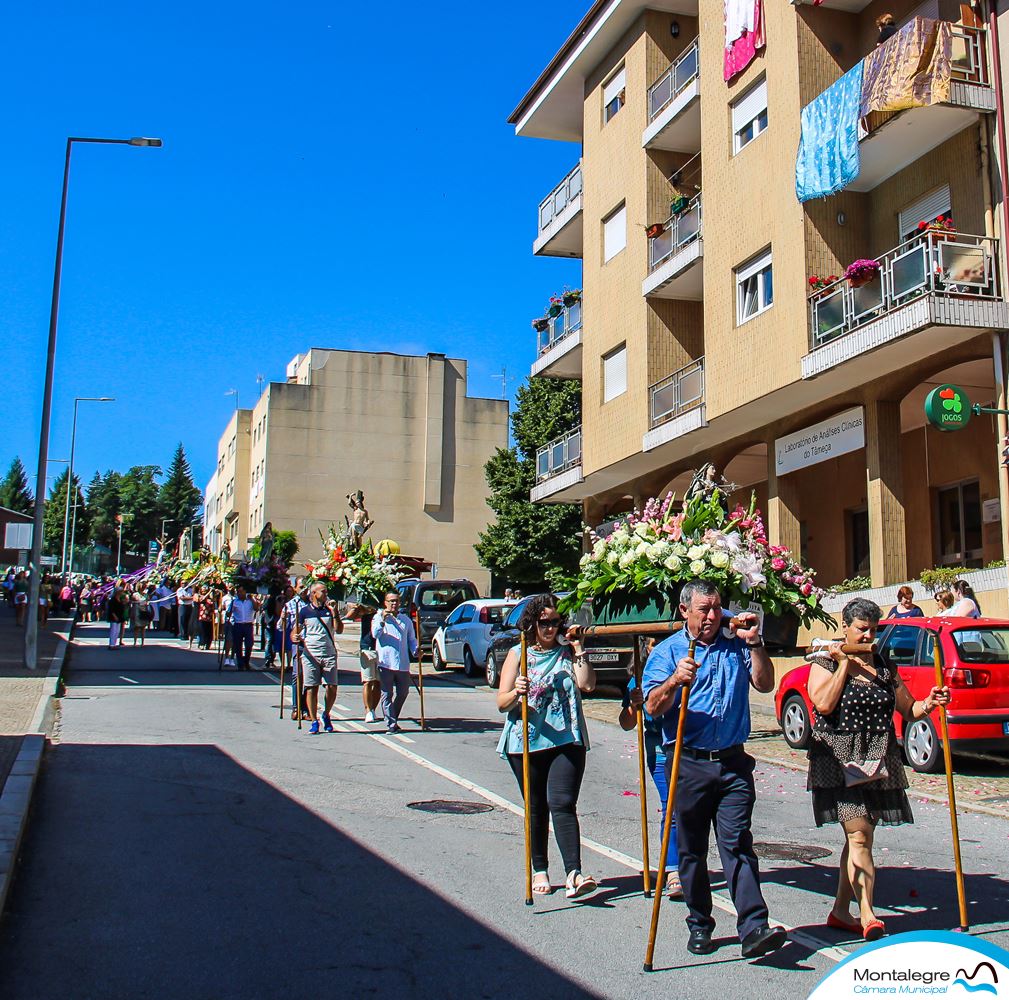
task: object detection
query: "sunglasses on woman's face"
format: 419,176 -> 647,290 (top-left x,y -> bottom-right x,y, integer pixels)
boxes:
537,617 -> 563,628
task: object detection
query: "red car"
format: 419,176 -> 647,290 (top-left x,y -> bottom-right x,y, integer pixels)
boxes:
774,617 -> 1009,772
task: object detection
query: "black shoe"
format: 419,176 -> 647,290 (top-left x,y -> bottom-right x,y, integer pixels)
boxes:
387,723 -> 402,734
687,929 -> 716,955
740,925 -> 787,959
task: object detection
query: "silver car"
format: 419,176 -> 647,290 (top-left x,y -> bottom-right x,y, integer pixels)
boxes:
432,599 -> 515,678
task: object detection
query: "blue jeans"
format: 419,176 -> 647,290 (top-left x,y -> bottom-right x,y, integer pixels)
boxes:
648,732 -> 679,870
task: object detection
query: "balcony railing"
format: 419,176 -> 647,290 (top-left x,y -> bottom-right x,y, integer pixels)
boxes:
538,162 -> 583,234
536,426 -> 582,483
648,38 -> 700,121
809,232 -> 999,349
952,24 -> 987,86
537,298 -> 582,355
648,193 -> 702,272
649,358 -> 705,428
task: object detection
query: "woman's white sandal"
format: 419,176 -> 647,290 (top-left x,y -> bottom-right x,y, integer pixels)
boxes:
565,870 -> 597,899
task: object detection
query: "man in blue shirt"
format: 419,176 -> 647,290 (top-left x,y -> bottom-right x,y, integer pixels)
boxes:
371,591 -> 419,734
643,579 -> 786,960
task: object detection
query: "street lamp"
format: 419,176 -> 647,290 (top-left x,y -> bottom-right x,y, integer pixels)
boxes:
61,396 -> 115,576
25,135 -> 162,671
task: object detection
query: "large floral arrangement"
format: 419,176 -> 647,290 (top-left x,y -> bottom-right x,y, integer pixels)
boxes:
563,489 -> 833,627
306,526 -> 411,604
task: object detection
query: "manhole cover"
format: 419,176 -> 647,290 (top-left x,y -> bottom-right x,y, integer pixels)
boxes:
754,842 -> 832,863
407,799 -> 494,815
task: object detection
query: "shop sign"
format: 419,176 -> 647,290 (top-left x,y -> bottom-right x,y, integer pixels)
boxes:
924,384 -> 971,432
774,407 -> 865,476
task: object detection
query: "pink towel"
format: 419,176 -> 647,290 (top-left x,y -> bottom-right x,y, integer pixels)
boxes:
724,0 -> 766,81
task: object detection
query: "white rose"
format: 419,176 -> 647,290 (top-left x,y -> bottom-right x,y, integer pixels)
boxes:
663,555 -> 682,572
646,543 -> 663,561
636,542 -> 649,557
672,543 -> 688,557
619,552 -> 635,569
613,527 -> 629,543
634,522 -> 650,538
689,559 -> 706,576
709,550 -> 729,569
593,540 -> 606,557
607,551 -> 620,565
687,545 -> 706,560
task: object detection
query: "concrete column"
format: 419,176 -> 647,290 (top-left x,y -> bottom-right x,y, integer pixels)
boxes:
767,452 -> 802,555
865,399 -> 908,587
423,354 -> 446,512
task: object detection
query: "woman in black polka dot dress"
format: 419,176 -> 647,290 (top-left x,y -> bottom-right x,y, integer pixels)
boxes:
806,598 -> 949,942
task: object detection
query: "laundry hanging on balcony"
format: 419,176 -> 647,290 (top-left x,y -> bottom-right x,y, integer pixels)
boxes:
795,60 -> 865,203
724,0 -> 765,82
860,17 -> 952,118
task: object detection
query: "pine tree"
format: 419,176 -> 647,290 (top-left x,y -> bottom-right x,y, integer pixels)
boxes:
118,465 -> 163,554
0,457 -> 34,514
42,469 -> 89,556
87,471 -> 123,549
158,444 -> 203,544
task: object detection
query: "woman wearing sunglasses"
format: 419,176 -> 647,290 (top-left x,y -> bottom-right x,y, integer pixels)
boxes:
496,594 -> 597,899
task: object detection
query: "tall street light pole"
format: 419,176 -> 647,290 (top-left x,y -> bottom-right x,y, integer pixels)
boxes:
25,136 -> 162,671
61,396 -> 115,577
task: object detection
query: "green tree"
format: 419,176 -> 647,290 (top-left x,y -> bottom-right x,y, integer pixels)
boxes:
117,465 -> 163,554
158,444 -> 203,540
0,457 -> 34,514
42,469 -> 89,556
475,378 -> 583,587
87,471 -> 123,549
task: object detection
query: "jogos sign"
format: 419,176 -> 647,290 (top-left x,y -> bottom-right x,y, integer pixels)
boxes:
924,384 -> 972,432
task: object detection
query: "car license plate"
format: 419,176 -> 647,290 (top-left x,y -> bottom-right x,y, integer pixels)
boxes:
1003,722 -> 1009,736
588,652 -> 619,663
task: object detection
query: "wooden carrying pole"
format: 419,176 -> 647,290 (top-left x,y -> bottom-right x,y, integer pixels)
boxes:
295,645 -> 304,730
931,627 -> 970,931
278,614 -> 287,719
521,631 -> 533,906
414,609 -> 427,731
633,640 -> 652,897
644,637 -> 696,972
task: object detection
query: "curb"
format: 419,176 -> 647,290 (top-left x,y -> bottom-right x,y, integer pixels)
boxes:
29,618 -> 75,736
0,734 -> 45,917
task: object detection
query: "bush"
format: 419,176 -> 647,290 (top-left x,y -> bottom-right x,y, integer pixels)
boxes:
828,575 -> 872,595
919,566 -> 964,594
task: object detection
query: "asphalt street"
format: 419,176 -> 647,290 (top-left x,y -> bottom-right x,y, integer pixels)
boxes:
1,623 -> 1008,1000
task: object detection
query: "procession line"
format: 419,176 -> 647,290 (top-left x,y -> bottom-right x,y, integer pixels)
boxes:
330,710 -> 850,965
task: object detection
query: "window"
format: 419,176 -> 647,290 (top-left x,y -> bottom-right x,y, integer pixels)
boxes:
736,249 -> 773,324
4,523 -> 32,549
602,344 -> 628,403
847,508 -> 870,579
899,184 -> 951,242
603,66 -> 626,123
445,607 -> 465,627
603,203 -> 627,262
880,625 -> 920,668
732,77 -> 768,153
936,480 -> 982,567
456,605 -> 476,624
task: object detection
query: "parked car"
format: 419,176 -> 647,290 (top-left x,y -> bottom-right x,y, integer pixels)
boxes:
774,616 -> 1009,772
395,578 -> 480,653
485,595 -> 635,689
431,599 -> 516,677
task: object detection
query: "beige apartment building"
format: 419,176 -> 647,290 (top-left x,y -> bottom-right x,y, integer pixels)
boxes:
203,349 -> 508,593
513,0 -> 1009,607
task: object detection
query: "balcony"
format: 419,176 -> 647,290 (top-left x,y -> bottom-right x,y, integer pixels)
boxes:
643,358 -> 707,452
642,193 -> 703,299
804,231 -> 1008,379
532,426 -> 584,503
532,298 -> 583,379
643,38 -> 701,152
534,161 -> 583,258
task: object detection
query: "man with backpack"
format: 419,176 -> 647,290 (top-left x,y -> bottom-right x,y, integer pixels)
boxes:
292,581 -> 343,735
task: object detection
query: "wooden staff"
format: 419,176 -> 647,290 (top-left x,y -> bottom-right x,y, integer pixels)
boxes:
414,609 -> 427,731
644,637 -> 696,972
295,643 -> 304,731
633,639 -> 652,898
931,627 -> 969,931
520,630 -> 533,906
805,641 -> 877,656
278,611 -> 287,719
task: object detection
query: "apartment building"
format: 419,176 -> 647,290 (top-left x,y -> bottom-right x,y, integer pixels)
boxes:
513,0 -> 1009,598
204,349 -> 508,592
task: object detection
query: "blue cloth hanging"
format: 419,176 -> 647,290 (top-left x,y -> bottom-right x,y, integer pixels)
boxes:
795,60 -> 865,203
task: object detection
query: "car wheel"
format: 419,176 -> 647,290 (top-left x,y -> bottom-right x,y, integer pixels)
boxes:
432,643 -> 445,671
462,646 -> 479,679
780,695 -> 811,750
485,652 -> 500,688
904,716 -> 942,773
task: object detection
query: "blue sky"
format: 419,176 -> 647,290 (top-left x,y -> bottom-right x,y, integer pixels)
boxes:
1,0 -> 584,497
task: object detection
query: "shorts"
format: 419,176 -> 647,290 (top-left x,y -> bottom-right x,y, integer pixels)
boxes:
359,648 -> 379,682
301,649 -> 338,687
14,593 -> 27,605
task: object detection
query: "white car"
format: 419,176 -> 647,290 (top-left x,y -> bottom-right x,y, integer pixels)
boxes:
431,599 -> 516,678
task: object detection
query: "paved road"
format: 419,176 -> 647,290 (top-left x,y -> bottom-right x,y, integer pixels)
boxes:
2,623 -> 1008,1000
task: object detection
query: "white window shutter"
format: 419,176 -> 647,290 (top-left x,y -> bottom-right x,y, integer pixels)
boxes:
732,78 -> 767,134
603,67 -> 626,106
899,185 -> 952,239
603,204 -> 627,262
603,345 -> 628,402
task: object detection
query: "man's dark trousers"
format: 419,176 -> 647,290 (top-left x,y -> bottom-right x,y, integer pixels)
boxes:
669,749 -> 769,940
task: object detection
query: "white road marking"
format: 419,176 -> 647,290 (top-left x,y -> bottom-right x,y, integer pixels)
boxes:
329,711 -> 849,964
118,676 -> 139,685
393,734 -> 416,744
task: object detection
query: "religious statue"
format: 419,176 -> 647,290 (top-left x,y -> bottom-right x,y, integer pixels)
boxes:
156,533 -> 170,565
221,537 -> 232,562
684,463 -> 734,512
179,530 -> 192,562
346,491 -> 374,550
258,521 -> 274,562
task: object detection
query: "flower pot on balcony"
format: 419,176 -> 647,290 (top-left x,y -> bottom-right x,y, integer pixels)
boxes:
563,292 -> 581,307
532,318 -> 550,332
548,304 -> 562,318
646,223 -> 666,239
848,274 -> 876,288
591,586 -> 682,626
670,195 -> 689,216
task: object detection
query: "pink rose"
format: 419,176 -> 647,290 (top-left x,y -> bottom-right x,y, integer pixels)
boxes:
771,558 -> 787,571
801,582 -> 813,597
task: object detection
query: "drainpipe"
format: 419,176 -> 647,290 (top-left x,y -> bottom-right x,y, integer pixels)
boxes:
993,332 -> 1009,598
989,0 -> 1009,266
